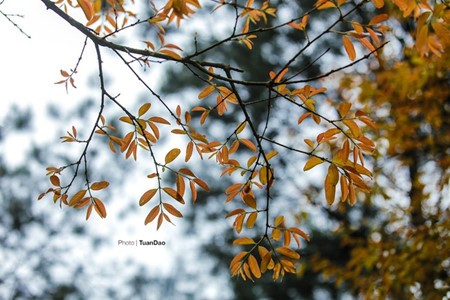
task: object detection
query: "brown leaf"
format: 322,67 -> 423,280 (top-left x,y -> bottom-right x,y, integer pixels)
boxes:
91,181 -> 109,191
145,205 -> 160,225
163,202 -> 183,218
139,188 -> 158,206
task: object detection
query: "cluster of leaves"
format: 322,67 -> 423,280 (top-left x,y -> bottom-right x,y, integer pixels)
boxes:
36,0 -> 448,282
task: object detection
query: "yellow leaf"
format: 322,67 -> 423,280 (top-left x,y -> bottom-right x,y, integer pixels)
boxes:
138,103 -> 151,117
145,205 -> 160,225
198,85 -> 215,99
325,164 -> 339,205
272,228 -> 281,240
343,35 -> 356,61
91,181 -> 109,191
163,202 -> 183,218
259,166 -> 267,185
139,188 -> 158,206
266,150 -> 278,160
165,148 -> 181,164
248,254 -> 261,278
303,156 -> 323,171
274,215 -> 285,226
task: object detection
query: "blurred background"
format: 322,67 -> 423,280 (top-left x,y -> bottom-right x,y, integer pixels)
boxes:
1,0 -> 449,299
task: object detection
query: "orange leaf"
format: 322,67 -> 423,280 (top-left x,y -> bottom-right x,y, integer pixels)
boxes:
226,208 -> 245,218
229,251 -> 247,269
233,237 -> 255,245
145,205 -> 160,225
185,141 -> 194,162
338,102 -> 352,118
156,212 -> 164,230
86,204 -> 93,220
240,139 -> 257,152
248,254 -> 261,278
246,212 -> 258,228
260,251 -> 272,273
69,189 -> 87,206
163,202 -> 183,218
340,175 -> 349,202
91,181 -> 109,191
77,0 -> 94,21
276,247 -> 300,259
50,175 -> 60,186
198,85 -> 215,99
343,119 -> 361,137
139,188 -> 158,206
371,0 -> 384,8
149,116 -> 170,125
163,187 -> 185,203
303,156 -> 324,171
193,178 -> 209,191
159,49 -> 182,60
243,194 -> 257,209
93,198 -> 107,218
165,148 -> 181,164
369,13 -> 389,25
343,35 -> 356,61
288,227 -> 311,242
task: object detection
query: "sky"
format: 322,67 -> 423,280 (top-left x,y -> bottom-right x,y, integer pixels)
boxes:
1,0 -> 185,286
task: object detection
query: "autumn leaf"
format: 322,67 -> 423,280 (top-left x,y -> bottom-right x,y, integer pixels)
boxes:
303,156 -> 324,171
198,85 -> 215,99
233,237 -> 255,245
248,254 -> 261,278
275,247 -> 300,259
165,148 -> 181,164
343,35 -> 356,61
139,188 -> 158,206
145,205 -> 160,225
93,198 -> 107,218
243,193 -> 257,209
138,103 -> 151,117
325,164 -> 339,205
77,0 -> 94,21
91,181 -> 109,191
163,202 -> 183,218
